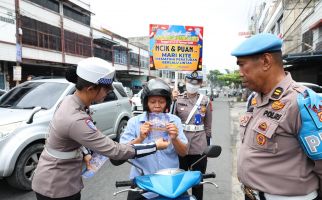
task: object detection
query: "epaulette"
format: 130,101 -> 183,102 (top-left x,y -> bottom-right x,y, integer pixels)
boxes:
292,82 -> 306,96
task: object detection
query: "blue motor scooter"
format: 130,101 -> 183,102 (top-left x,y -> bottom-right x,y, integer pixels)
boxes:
111,145 -> 221,199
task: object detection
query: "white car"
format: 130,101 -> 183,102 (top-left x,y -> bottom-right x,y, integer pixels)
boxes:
131,89 -> 143,116
0,79 -> 131,190
298,82 -> 322,96
0,89 -> 6,97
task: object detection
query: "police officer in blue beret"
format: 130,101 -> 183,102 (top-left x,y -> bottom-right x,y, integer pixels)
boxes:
232,33 -> 322,200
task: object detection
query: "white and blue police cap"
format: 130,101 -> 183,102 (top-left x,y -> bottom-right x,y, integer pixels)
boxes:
77,57 -> 115,85
231,33 -> 282,57
185,71 -> 203,84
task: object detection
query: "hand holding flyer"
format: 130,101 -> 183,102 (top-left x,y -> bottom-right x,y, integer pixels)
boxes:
149,113 -> 170,141
82,152 -> 108,179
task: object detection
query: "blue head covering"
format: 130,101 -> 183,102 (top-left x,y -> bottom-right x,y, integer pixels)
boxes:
231,33 -> 282,57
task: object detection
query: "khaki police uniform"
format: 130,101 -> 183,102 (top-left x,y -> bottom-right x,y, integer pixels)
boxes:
32,94 -> 135,198
238,72 -> 322,198
175,92 -> 212,154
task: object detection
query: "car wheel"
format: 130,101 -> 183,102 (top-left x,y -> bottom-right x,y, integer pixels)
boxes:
115,119 -> 127,142
6,143 -> 44,190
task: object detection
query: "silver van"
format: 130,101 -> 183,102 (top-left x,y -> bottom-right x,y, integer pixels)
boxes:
0,79 -> 131,190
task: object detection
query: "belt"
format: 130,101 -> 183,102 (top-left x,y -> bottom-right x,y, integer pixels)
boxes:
45,146 -> 82,159
242,185 -> 318,200
182,124 -> 204,132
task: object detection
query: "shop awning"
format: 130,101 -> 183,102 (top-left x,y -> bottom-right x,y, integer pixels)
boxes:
93,36 -> 119,46
283,51 -> 322,65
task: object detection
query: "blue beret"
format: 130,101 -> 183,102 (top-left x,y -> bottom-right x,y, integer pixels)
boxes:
231,33 -> 282,57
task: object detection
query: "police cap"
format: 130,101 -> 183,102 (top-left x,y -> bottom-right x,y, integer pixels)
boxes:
231,33 -> 282,57
77,57 -> 115,85
185,71 -> 203,84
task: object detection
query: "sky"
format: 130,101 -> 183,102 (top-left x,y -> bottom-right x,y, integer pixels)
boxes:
90,0 -> 257,73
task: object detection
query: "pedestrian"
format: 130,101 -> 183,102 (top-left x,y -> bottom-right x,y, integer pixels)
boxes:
172,71 -> 212,200
120,78 -> 188,200
232,33 -> 322,200
32,57 -> 169,200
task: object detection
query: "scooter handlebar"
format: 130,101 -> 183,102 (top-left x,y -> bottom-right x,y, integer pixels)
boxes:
115,180 -> 134,188
202,172 -> 216,179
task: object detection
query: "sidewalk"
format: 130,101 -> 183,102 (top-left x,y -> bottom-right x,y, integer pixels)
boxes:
230,101 -> 246,200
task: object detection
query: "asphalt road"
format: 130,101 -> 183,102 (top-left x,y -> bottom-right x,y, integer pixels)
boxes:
0,98 -> 242,200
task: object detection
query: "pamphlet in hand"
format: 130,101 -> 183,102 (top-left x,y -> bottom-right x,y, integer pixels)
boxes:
82,152 -> 108,179
149,113 -> 170,141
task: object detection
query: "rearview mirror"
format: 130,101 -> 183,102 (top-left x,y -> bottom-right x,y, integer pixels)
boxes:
204,145 -> 221,158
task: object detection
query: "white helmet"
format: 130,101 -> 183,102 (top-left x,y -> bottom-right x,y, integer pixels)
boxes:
76,57 -> 115,85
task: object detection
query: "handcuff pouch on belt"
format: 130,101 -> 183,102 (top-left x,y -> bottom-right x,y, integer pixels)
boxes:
241,185 -> 260,200
297,88 -> 322,160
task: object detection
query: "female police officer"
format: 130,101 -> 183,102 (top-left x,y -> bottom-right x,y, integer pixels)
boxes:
32,57 -> 169,200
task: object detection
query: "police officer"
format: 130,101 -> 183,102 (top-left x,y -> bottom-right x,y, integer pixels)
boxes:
32,57 -> 169,200
172,71 -> 212,200
232,33 -> 322,200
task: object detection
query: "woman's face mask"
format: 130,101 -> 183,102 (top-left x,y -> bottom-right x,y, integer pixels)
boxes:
186,82 -> 200,94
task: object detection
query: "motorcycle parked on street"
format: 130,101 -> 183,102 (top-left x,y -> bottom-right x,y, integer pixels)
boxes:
111,145 -> 222,199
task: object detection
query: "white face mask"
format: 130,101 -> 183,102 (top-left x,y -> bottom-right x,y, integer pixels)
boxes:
186,82 -> 200,94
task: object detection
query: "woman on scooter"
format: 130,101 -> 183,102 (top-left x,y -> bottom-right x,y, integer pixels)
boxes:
120,78 -> 188,200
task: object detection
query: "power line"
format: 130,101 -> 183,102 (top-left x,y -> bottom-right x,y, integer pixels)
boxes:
283,0 -> 314,37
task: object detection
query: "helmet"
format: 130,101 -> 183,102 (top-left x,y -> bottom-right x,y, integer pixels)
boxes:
77,57 -> 115,85
185,71 -> 203,84
141,78 -> 172,112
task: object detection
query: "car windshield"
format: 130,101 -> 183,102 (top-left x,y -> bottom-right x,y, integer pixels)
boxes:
306,85 -> 322,93
0,82 -> 69,109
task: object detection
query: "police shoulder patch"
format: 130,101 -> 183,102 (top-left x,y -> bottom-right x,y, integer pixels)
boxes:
85,119 -> 97,131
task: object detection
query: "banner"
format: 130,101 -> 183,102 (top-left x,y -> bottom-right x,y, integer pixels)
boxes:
149,24 -> 203,71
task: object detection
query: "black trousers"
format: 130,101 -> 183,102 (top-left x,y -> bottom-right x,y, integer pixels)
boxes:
179,154 -> 208,200
35,192 -> 81,200
245,194 -> 320,200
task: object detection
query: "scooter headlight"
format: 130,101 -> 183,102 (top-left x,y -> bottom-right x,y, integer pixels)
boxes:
0,122 -> 22,140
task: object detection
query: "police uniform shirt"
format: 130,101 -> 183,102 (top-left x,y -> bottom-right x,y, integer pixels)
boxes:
238,72 -> 322,196
175,92 -> 212,155
32,94 -> 135,198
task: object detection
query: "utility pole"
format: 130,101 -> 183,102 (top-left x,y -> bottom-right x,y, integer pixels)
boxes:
59,2 -> 65,63
14,0 -> 22,86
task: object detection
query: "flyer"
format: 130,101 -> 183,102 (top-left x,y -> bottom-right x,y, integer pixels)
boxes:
82,152 -> 108,179
149,113 -> 170,140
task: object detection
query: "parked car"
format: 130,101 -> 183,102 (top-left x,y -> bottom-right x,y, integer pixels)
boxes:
131,89 -> 143,116
0,79 -> 131,190
124,87 -> 133,98
198,88 -> 211,96
298,82 -> 322,95
0,89 -> 6,97
212,89 -> 219,98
